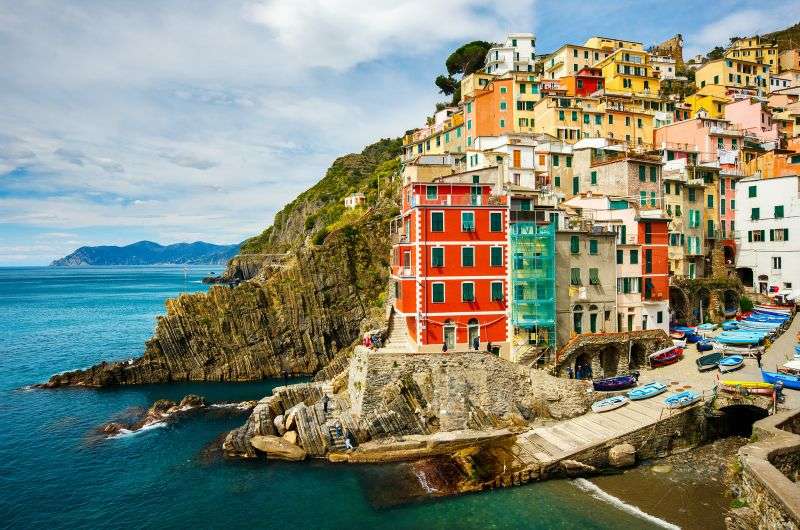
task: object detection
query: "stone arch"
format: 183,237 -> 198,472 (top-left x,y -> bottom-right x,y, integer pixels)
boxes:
599,345 -> 620,377
629,342 -> 647,369
696,287 -> 711,323
669,286 -> 690,324
574,351 -> 592,379
712,404 -> 770,438
723,244 -> 735,266
737,267 -> 754,288
723,289 -> 740,316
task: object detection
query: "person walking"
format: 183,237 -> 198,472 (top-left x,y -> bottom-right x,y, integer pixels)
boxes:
323,394 -> 330,414
756,350 -> 763,368
567,367 -> 574,379
442,341 -> 448,353
472,336 -> 480,351
282,369 -> 289,386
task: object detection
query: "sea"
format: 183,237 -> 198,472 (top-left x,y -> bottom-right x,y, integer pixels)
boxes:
0,266 -> 672,529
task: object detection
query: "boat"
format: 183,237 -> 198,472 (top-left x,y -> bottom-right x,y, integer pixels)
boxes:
779,360 -> 800,376
795,344 -> 800,355
718,355 -> 744,373
697,339 -> 714,352
716,343 -> 765,356
697,323 -> 716,331
755,304 -> 792,313
669,331 -> 685,340
761,370 -> 800,390
649,346 -> 683,367
696,352 -> 722,371
592,373 -> 639,392
719,383 -> 774,396
686,333 -> 701,344
591,395 -> 629,413
715,334 -> 763,346
722,321 -> 739,331
672,338 -> 687,348
671,325 -> 696,334
627,381 -> 668,400
664,390 -> 701,409
721,380 -> 774,390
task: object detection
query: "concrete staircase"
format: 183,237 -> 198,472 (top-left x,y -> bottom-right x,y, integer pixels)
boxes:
320,381 -> 347,451
381,311 -> 412,352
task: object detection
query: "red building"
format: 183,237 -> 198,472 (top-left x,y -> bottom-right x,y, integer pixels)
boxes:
638,212 -> 670,330
392,176 -> 510,354
563,67 -> 604,97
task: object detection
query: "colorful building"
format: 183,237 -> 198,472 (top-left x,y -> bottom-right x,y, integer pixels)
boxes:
695,58 -> 770,95
594,47 -> 660,96
485,33 -> 537,75
725,36 -> 779,74
638,211 -> 670,331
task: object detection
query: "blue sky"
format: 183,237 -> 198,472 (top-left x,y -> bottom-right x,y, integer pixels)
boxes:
1,0 -> 797,265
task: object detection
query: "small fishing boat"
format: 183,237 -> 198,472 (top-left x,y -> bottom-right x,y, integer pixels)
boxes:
718,355 -> 744,373
671,326 -> 696,334
649,346 -> 683,367
672,338 -> 687,348
755,304 -> 792,313
697,323 -> 716,331
722,321 -> 739,331
696,339 -> 714,352
627,381 -> 668,400
715,334 -> 763,346
721,380 -> 774,390
762,370 -> 800,390
716,343 -> 764,356
779,360 -> 800,376
592,372 -> 639,392
696,352 -> 721,371
664,390 -> 701,409
591,395 -> 629,413
669,331 -> 685,340
719,383 -> 774,396
686,333 -> 701,344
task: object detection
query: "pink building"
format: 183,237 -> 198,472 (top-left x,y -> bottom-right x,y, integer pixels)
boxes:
723,98 -> 780,146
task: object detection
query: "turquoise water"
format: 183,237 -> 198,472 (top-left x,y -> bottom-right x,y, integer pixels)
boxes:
0,267 -> 659,529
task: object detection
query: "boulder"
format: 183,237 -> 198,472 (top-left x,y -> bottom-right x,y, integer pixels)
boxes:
561,459 -> 596,476
178,394 -> 207,409
282,430 -> 298,445
608,443 -> 636,468
250,435 -> 306,461
273,415 -> 286,435
101,422 -> 126,436
148,399 -> 177,416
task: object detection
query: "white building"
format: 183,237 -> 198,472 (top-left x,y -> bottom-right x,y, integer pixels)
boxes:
735,174 -> 800,296
343,192 -> 366,209
770,75 -> 791,92
650,55 -> 685,81
485,33 -> 536,75
470,134 -> 539,188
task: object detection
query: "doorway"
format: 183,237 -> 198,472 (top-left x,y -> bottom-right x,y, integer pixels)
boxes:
467,318 -> 480,350
444,320 -> 456,350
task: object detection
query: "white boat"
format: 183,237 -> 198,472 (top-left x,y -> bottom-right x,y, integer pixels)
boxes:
591,395 -> 629,413
718,355 -> 745,373
716,343 -> 765,357
672,338 -> 687,348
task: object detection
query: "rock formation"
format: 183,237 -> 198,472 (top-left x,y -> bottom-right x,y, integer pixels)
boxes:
99,394 -> 220,437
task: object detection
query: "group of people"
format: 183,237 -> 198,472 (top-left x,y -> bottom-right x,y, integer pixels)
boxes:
442,337 -> 493,353
362,333 -> 383,349
567,365 -> 593,380
328,420 -> 356,451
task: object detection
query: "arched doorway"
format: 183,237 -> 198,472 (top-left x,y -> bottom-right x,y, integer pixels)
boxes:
736,267 -> 754,288
574,351 -> 592,379
669,286 -> 689,324
599,346 -> 619,377
467,318 -> 480,350
572,305 -> 584,335
443,320 -> 456,351
712,405 -> 770,438
723,289 -> 739,317
696,287 -> 711,323
757,274 -> 769,295
629,342 -> 647,369
723,244 -> 735,266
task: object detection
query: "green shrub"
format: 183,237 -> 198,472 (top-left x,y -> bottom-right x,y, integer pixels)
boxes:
312,227 -> 330,245
739,295 -> 754,312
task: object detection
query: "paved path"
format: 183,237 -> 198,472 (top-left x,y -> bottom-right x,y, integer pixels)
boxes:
512,392 -> 702,467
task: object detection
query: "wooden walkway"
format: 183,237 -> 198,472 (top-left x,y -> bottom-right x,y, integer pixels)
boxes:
512,397 -> 696,466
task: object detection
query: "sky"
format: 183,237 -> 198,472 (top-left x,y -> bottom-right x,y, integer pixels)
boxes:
1,0 -> 798,265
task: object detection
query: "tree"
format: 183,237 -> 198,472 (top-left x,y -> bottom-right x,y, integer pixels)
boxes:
435,74 -> 457,96
706,46 -> 725,60
444,41 -> 494,77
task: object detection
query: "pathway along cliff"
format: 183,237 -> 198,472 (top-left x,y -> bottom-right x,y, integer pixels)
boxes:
42,138 -> 402,387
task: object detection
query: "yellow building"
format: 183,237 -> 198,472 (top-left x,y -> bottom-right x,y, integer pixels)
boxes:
726,36 -> 779,74
695,58 -> 770,93
401,109 -> 466,160
583,36 -> 644,53
684,87 -> 731,119
543,44 -> 608,80
595,48 -> 661,96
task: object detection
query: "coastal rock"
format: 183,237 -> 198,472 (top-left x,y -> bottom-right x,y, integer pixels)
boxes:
250,435 -> 307,461
608,443 -> 636,468
178,394 -> 207,409
273,415 -> 286,435
282,431 -> 298,445
561,459 -> 596,476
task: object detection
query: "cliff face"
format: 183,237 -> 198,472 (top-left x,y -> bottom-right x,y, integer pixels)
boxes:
43,139 -> 402,387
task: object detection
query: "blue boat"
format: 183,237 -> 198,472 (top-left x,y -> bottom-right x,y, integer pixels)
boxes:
697,339 -> 714,352
628,381 -> 668,400
686,333 -> 702,344
794,345 -> 800,355
664,390 -> 701,409
696,352 -> 721,371
718,355 -> 744,373
716,334 -> 763,346
591,395 -> 629,413
722,321 -> 739,331
593,373 -> 639,392
671,326 -> 696,333
761,370 -> 800,391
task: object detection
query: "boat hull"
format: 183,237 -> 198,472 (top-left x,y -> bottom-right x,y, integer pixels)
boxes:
761,370 -> 800,390
591,396 -> 629,413
627,382 -> 668,401
664,391 -> 701,409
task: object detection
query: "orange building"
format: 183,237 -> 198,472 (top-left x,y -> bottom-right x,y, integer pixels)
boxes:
639,213 -> 670,330
392,177 -> 510,354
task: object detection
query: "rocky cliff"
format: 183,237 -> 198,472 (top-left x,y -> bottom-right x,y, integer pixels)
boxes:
42,139 -> 402,387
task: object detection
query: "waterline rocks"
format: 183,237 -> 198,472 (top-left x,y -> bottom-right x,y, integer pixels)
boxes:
250,435 -> 307,461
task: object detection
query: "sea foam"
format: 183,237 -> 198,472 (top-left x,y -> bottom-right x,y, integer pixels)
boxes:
572,478 -> 681,530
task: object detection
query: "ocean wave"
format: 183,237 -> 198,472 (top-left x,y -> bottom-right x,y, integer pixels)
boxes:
107,421 -> 167,439
572,478 -> 681,530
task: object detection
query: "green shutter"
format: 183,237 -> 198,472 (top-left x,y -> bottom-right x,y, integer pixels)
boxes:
426,185 -> 437,200
785,228 -> 790,241
639,166 -> 645,181
590,171 -> 597,185
432,247 -> 444,267
570,235 -> 580,254
650,166 -> 656,181
461,212 -> 475,231
751,208 -> 759,220
748,231 -> 752,242
431,212 -> 443,232
589,268 -> 600,285
570,268 -> 581,285
490,246 -> 502,266
432,283 -> 444,303
462,246 -> 474,266
589,239 -> 598,255
616,249 -> 623,264
748,185 -> 757,198
462,282 -> 474,302
775,205 -> 784,218
490,212 -> 502,231
491,282 -> 503,301
630,250 -> 638,264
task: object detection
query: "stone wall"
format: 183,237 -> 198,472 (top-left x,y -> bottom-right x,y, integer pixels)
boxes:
552,329 -> 673,377
727,409 -> 800,530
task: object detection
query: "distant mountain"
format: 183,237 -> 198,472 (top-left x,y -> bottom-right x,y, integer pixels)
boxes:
50,241 -> 240,266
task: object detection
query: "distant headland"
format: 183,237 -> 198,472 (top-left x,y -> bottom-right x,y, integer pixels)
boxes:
50,240 -> 240,266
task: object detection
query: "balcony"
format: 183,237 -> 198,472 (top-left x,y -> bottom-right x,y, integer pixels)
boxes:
709,124 -> 744,137
412,194 -> 485,207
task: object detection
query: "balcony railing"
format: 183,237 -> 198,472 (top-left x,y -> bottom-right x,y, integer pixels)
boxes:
412,194 -> 487,207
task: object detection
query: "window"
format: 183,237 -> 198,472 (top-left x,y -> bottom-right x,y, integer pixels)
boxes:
431,211 -> 444,232
626,116 -> 631,126
499,119 -> 505,128
751,207 -> 760,220
630,250 -> 638,264
490,246 -> 503,267
773,256 -> 782,270
775,205 -> 784,218
640,191 -> 647,206
589,239 -> 598,255
559,110 -> 565,121
657,311 -> 663,324
461,246 -> 474,267
770,229 -> 789,241
649,166 -> 657,182
645,249 -> 653,273
608,114 -> 614,124
490,212 -> 502,232
570,268 -> 582,285
688,188 -> 696,202
570,235 -> 580,254
566,156 -> 572,168
431,247 -> 444,267
499,101 -> 507,110
639,166 -> 645,181
500,86 -> 507,94
707,194 -> 714,208
553,155 -> 560,166
675,205 -> 682,217
519,83 -> 526,94
748,185 -> 757,198
461,282 -> 475,302
590,171 -> 597,185
583,114 -> 590,124
616,249 -> 623,264
650,192 -> 656,207
720,198 -> 726,214
638,118 -> 643,129
571,111 -> 578,121
426,186 -> 437,200
461,211 -> 475,231
491,281 -> 503,301
432,283 -> 445,303
589,268 -> 600,285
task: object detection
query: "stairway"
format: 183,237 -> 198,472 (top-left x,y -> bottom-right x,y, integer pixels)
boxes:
320,382 -> 347,452
381,311 -> 412,352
